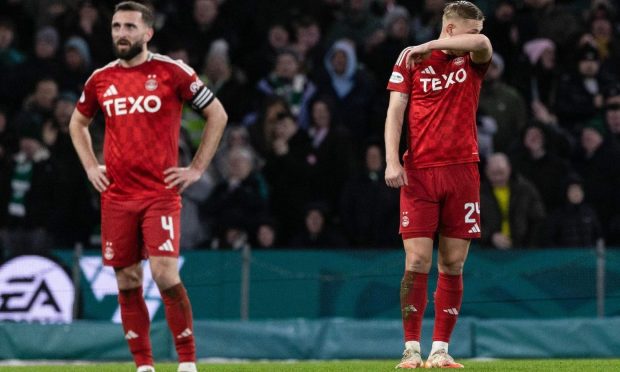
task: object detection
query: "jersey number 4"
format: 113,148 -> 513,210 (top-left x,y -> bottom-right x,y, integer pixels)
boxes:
161,216 -> 174,240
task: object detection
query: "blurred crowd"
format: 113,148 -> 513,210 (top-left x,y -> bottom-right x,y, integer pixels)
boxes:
1,0 -> 620,256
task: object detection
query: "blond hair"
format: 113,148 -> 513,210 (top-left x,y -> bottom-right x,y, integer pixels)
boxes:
443,1 -> 485,21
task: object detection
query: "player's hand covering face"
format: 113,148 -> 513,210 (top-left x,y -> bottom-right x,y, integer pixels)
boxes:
111,10 -> 153,60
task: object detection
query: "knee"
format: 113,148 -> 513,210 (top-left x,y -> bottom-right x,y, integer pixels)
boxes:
438,260 -> 465,275
115,267 -> 143,289
151,264 -> 180,290
405,253 -> 432,273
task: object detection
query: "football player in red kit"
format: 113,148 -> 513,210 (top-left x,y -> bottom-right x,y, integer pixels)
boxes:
384,1 -> 492,368
69,2 -> 227,372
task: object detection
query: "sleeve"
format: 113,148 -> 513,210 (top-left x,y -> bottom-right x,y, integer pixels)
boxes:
386,47 -> 413,94
174,61 -> 215,111
470,55 -> 491,78
75,74 -> 99,118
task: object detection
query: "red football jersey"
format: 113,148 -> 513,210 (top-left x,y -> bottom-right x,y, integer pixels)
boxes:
76,53 -> 214,200
387,49 -> 489,169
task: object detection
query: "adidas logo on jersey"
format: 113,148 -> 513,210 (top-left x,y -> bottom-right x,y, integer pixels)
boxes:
158,239 -> 174,252
103,84 -> 119,97
468,223 -> 481,233
421,66 -> 436,75
177,328 -> 193,339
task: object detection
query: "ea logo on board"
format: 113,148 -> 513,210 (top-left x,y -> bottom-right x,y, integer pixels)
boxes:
0,255 -> 74,323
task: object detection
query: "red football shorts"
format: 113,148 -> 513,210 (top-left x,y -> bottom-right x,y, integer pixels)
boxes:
100,196 -> 181,267
400,163 -> 481,240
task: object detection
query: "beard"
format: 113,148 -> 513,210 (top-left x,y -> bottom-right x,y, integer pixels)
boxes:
113,39 -> 144,60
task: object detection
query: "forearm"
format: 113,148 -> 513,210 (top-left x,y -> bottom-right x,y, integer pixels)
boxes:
69,120 -> 99,171
428,34 -> 490,53
384,95 -> 407,165
191,103 -> 228,173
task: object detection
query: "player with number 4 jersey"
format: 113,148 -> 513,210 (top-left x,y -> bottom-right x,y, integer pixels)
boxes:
69,2 -> 227,372
384,1 -> 492,369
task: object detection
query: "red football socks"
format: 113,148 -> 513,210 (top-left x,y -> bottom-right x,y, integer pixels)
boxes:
161,283 -> 196,362
118,286 -> 153,367
432,273 -> 463,342
401,271 -> 429,341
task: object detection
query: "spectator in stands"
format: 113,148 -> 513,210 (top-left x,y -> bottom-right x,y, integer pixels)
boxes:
510,124 -> 574,212
0,18 -> 27,112
63,0 -> 113,67
586,11 -> 620,79
246,96 -> 291,157
203,39 -> 249,124
179,131 -> 214,250
59,36 -> 92,94
605,80 -> 620,106
411,0 -> 445,44
340,141 -> 399,248
46,92 -> 96,248
0,17 -> 26,68
516,0 -> 582,58
305,96 -> 353,210
479,52 -> 527,153
326,0 -> 382,53
476,109 -> 498,160
163,0 -> 234,71
484,0 -> 521,83
213,125 -> 262,181
257,48 -> 317,129
555,44 -> 606,132
243,22 -> 290,86
606,102 -> 620,143
0,123 -> 55,256
480,153 -> 546,249
251,218 -> 280,249
262,113 -> 312,243
315,39 -> 376,143
544,175 -> 602,248
167,43 -> 191,64
292,16 -> 324,77
0,108 -> 16,164
203,146 -> 269,248
520,38 -> 558,107
289,202 -> 347,248
366,6 -> 412,88
13,78 -> 58,139
13,27 -> 63,108
572,122 -> 620,244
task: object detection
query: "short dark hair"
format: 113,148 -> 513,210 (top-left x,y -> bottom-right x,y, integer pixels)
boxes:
114,1 -> 155,27
444,1 -> 485,21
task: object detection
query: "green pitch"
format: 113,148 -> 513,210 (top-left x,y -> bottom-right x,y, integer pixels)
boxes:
1,359 -> 619,371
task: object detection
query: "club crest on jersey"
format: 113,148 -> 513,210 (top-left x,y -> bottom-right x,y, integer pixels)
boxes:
453,57 -> 465,66
389,72 -> 404,84
104,241 -> 114,260
402,211 -> 410,227
145,74 -> 158,91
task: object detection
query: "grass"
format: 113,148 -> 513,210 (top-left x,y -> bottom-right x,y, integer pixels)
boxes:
0,359 -> 619,371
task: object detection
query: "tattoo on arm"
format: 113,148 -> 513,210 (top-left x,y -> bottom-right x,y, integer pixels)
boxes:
399,93 -> 409,102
